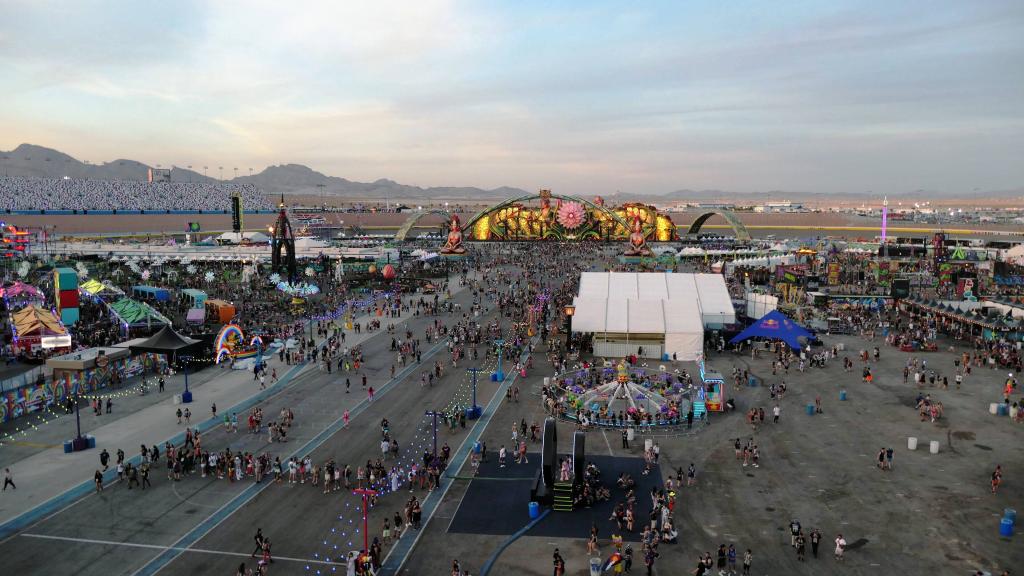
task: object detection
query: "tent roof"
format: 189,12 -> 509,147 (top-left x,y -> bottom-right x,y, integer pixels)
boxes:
576,272 -> 735,327
108,298 -> 171,326
1,281 -> 45,301
12,305 -> 67,337
729,310 -> 813,350
128,325 -> 200,355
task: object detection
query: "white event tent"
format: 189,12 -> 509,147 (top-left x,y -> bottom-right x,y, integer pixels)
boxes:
571,272 -> 735,360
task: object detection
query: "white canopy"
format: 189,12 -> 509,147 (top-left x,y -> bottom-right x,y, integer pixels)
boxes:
572,272 -> 735,361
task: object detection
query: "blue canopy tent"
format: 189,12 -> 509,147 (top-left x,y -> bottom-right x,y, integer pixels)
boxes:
132,285 -> 171,302
729,310 -> 814,350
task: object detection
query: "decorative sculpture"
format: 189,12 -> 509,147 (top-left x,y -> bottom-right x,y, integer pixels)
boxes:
624,214 -> 652,256
440,213 -> 466,255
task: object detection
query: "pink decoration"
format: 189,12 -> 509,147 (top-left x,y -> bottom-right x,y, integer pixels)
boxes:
557,201 -> 586,229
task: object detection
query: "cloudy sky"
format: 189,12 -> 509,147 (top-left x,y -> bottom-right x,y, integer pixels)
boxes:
1,0 -> 1022,195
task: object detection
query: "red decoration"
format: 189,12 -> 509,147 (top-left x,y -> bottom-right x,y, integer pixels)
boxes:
382,264 -> 396,280
58,289 -> 79,309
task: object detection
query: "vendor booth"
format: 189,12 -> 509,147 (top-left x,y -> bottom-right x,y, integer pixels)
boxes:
0,281 -> 46,305
180,289 -> 207,309
10,305 -> 70,354
132,285 -> 171,302
205,299 -> 236,324
729,310 -> 815,351
108,298 -> 171,334
80,279 -> 125,300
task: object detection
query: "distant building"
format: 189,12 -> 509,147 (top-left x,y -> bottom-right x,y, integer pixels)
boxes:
753,201 -> 803,213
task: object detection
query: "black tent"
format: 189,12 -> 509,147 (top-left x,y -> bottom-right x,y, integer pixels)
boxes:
129,325 -> 202,402
129,325 -> 201,356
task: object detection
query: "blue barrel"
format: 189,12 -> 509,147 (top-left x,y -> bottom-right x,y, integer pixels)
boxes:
662,353 -> 670,361
839,390 -> 848,401
997,403 -> 1009,416
748,377 -> 758,387
528,501 -> 540,519
1005,508 -> 1017,524
805,404 -> 815,415
1000,517 -> 1014,537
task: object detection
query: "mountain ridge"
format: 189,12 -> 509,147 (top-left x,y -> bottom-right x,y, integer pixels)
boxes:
2,143 -> 1021,202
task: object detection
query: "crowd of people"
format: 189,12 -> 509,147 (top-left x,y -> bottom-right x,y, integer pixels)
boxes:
0,176 -> 270,211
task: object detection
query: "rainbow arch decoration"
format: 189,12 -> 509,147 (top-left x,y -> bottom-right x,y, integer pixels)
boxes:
214,324 -> 259,364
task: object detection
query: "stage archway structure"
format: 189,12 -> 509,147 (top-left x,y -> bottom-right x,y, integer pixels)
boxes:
395,209 -> 449,241
461,191 -> 677,242
686,210 -> 751,241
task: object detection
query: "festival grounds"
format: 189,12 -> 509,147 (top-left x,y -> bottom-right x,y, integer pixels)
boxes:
0,249 -> 1020,576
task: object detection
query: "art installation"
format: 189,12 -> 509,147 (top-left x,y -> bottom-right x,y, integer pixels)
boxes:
440,213 -> 466,256
623,214 -> 652,257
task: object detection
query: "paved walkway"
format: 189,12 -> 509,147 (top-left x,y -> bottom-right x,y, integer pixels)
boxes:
0,287 -> 464,535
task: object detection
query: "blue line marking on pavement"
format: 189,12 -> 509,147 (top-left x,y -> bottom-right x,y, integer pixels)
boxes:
130,338 -> 448,576
380,338 -> 537,575
479,509 -> 551,576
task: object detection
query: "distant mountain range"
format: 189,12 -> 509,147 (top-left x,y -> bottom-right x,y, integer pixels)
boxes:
2,143 -> 1021,203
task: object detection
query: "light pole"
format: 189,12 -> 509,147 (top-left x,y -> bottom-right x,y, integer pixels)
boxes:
465,367 -> 483,419
492,339 -> 505,382
180,354 -> 193,403
352,487 -> 378,553
425,410 -> 441,458
563,304 -> 575,351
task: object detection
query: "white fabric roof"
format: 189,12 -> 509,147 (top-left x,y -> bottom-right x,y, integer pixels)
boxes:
573,272 -> 734,331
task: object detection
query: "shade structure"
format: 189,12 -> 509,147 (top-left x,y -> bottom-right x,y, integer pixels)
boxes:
729,310 -> 814,350
132,285 -> 171,301
12,305 -> 67,338
0,281 -> 45,302
108,298 -> 171,327
572,272 -> 731,361
128,325 -> 200,356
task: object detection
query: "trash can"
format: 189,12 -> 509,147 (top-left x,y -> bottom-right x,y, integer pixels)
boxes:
590,557 -> 603,576
805,404 -> 815,415
543,377 -> 550,386
173,394 -> 183,405
1000,517 -> 1014,537
839,390 -> 847,401
1005,509 -> 1017,525
929,440 -> 940,454
989,403 -> 999,415
528,501 -> 540,519
907,437 -> 918,450
748,377 -> 758,387
997,403 -> 1009,416
627,428 -> 635,442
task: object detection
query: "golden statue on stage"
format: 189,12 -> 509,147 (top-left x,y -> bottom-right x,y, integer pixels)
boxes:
441,213 -> 467,255
623,214 -> 651,256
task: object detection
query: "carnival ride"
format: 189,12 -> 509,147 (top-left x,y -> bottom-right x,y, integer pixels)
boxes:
553,361 -> 687,428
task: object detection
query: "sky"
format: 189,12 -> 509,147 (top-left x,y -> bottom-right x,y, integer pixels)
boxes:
1,0 -> 1023,195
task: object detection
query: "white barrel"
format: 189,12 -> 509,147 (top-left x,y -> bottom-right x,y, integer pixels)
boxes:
989,403 -> 999,415
543,377 -> 550,386
173,394 -> 182,405
908,437 -> 918,450
644,438 -> 653,452
929,440 -> 940,454
626,428 -> 635,441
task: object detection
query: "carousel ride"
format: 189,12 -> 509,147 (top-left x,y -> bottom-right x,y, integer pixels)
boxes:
552,360 -> 694,428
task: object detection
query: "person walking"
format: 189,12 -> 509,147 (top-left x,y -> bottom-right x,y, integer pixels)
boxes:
251,528 -> 265,559
834,534 -> 846,561
810,528 -> 821,559
368,386 -> 375,402
343,409 -> 350,429
2,468 -> 15,491
772,404 -> 780,424
742,549 -> 752,576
